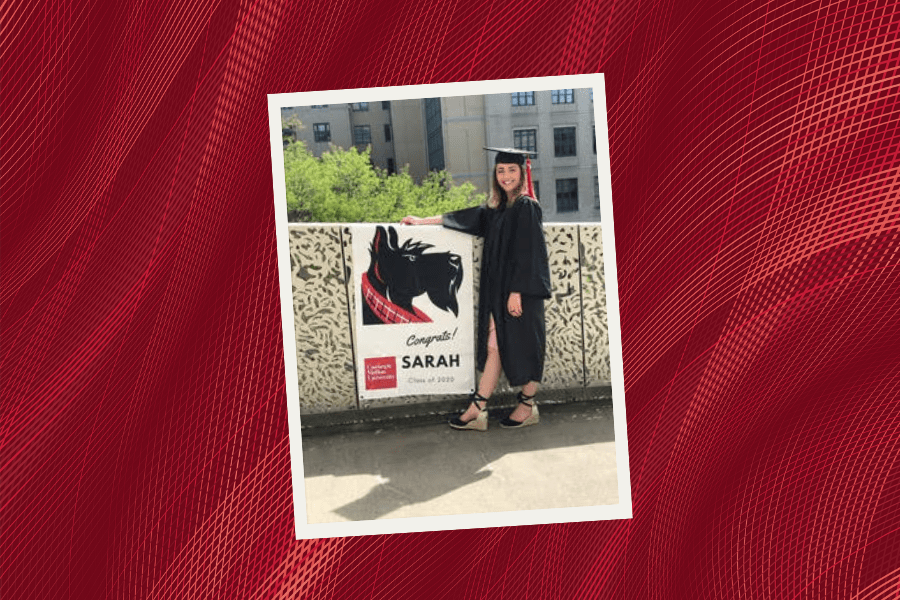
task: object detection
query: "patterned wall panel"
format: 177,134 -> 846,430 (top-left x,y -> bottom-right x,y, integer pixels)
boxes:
542,225 -> 586,388
580,224 -> 611,385
289,226 -> 357,413
292,224 -> 607,413
339,225 -> 357,387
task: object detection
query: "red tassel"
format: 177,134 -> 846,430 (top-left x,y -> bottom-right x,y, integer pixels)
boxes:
526,157 -> 535,199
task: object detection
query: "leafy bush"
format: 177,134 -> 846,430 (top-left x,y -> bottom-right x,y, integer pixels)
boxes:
283,140 -> 483,223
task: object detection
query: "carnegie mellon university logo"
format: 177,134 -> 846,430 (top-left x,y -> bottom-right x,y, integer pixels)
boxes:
361,226 -> 463,326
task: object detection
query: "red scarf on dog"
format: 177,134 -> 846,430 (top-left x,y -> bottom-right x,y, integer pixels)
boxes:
361,272 -> 432,324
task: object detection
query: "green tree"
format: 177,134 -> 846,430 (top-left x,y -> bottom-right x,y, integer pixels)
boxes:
282,139 -> 483,223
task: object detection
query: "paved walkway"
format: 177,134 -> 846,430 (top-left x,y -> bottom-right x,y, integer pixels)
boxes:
301,401 -> 619,523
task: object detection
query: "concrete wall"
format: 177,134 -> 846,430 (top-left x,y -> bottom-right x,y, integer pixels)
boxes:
289,223 -> 609,414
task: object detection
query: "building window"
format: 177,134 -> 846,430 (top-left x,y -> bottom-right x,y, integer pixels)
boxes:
387,158 -> 396,174
511,92 -> 535,106
382,101 -> 391,110
554,127 -> 576,157
313,123 -> 330,142
351,102 -> 369,111
551,89 -> 574,104
353,125 -> 371,145
310,105 -> 328,108
556,178 -> 578,213
513,129 -> 537,158
425,98 -> 445,171
594,176 -> 601,208
384,124 -> 392,142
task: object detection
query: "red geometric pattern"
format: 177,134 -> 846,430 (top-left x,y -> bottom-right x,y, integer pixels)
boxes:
3,0 -> 899,598
362,273 -> 433,324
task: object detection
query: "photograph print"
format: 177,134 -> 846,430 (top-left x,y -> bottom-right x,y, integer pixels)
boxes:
269,74 -> 630,538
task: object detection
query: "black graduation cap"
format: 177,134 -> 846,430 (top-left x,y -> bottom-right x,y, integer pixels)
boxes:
484,146 -> 536,166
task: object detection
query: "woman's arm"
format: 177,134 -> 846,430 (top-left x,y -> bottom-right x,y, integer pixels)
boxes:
441,205 -> 488,237
403,206 -> 487,236
400,215 -> 442,225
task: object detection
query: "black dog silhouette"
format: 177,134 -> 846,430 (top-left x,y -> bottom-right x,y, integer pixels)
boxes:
361,226 -> 463,325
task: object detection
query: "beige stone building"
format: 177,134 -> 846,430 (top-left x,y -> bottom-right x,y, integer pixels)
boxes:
389,100 -> 427,178
282,88 -> 602,222
483,89 -> 601,223
282,105 -> 352,154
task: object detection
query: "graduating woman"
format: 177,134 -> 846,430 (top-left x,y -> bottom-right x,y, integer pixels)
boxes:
401,148 -> 551,430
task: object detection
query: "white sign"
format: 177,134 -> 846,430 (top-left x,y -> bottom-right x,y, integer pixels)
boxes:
351,224 -> 475,400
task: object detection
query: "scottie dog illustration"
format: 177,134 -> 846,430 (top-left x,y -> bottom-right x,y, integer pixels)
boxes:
361,226 -> 463,325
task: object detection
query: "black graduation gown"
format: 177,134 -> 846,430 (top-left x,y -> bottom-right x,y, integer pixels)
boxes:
442,197 -> 552,386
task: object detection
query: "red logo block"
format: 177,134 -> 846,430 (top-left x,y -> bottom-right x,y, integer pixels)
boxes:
365,357 -> 397,390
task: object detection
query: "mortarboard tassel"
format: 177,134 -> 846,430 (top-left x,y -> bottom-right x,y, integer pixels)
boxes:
525,157 -> 535,199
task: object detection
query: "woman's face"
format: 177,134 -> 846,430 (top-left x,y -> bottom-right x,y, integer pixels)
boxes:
495,163 -> 522,195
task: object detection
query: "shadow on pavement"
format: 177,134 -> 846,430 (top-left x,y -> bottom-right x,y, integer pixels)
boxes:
301,401 -> 617,522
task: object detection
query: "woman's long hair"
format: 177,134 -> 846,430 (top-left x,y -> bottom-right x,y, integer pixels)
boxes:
487,163 -> 535,209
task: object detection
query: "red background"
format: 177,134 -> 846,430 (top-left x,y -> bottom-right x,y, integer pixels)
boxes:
3,0 -> 899,598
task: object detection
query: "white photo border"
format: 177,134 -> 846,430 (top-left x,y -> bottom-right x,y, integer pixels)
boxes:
268,74 -> 631,539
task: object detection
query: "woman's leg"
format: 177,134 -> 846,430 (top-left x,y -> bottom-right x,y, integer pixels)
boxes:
506,381 -> 539,422
478,316 -> 502,398
458,316 -> 501,422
